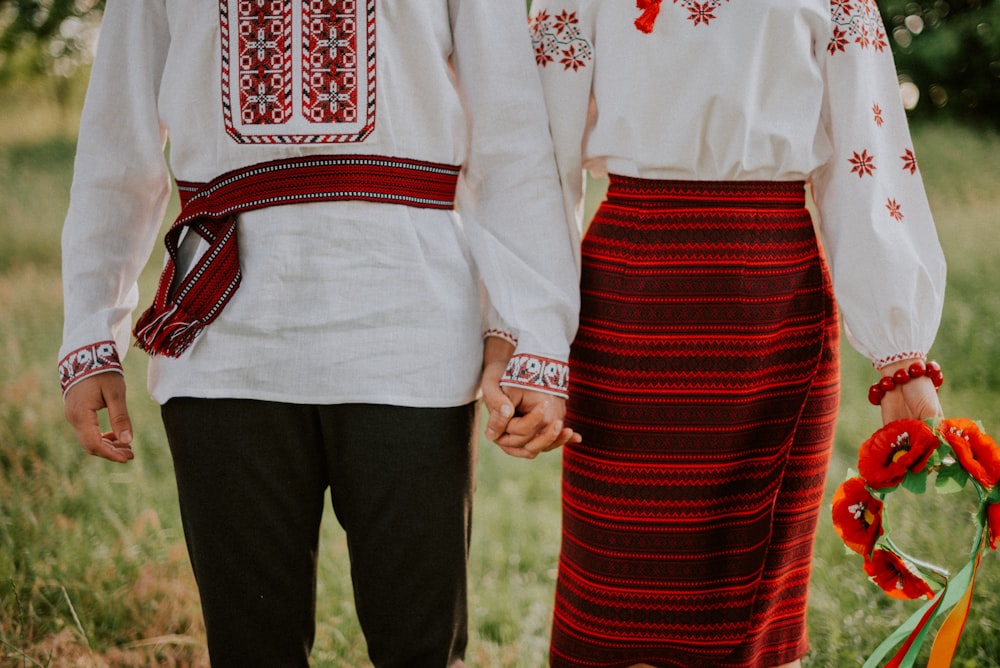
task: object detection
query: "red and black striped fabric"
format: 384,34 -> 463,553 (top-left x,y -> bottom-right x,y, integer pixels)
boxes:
551,177 -> 841,668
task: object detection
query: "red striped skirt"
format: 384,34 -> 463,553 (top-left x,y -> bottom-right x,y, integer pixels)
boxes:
551,178 -> 841,668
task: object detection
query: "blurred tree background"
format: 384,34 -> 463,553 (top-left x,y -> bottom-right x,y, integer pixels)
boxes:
880,0 -> 1000,126
0,0 -> 103,107
1,0 -> 998,125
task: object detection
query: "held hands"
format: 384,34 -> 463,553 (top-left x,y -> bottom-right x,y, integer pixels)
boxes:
480,337 -> 581,459
875,358 -> 944,425
63,373 -> 135,463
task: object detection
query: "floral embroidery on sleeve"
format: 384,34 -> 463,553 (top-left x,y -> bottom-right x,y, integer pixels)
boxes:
901,148 -> 918,174
828,0 -> 888,55
872,102 -> 884,127
886,198 -> 904,222
58,341 -> 122,395
530,9 -> 593,71
848,149 -> 877,178
500,353 -> 570,398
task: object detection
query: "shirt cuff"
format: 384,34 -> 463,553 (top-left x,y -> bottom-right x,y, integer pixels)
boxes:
58,341 -> 123,397
499,353 -> 570,399
873,351 -> 927,370
484,328 -> 519,347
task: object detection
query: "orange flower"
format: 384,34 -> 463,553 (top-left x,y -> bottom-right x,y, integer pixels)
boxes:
988,503 -> 1000,551
858,419 -> 939,489
863,548 -> 934,600
938,418 -> 1000,489
832,477 -> 883,556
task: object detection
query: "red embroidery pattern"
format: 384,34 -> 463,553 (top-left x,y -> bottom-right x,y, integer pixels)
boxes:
901,148 -> 918,174
530,10 -> 593,71
828,0 -> 888,55
886,198 -> 904,222
501,354 -> 570,398
848,149 -> 877,178
876,351 -> 928,369
674,0 -> 730,26
234,0 -> 293,126
221,0 -> 376,143
484,329 -> 519,347
872,102 -> 884,127
302,1 -> 360,124
58,341 -> 122,395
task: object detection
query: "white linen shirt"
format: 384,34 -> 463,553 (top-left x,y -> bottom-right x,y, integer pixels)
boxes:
529,0 -> 946,367
59,0 -> 580,406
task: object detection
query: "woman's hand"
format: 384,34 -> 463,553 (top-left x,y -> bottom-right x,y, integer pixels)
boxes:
877,358 -> 944,425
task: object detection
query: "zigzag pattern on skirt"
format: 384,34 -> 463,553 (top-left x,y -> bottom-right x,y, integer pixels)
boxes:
551,177 -> 841,668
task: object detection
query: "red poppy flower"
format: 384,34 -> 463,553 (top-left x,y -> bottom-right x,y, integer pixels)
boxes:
988,503 -> 1000,551
858,419 -> 939,489
938,418 -> 1000,489
863,548 -> 934,600
832,477 -> 884,556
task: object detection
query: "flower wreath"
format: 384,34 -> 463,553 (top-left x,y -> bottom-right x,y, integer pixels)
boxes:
832,417 -> 1000,668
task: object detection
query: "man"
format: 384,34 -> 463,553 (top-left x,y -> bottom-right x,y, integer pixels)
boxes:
58,1 -> 579,666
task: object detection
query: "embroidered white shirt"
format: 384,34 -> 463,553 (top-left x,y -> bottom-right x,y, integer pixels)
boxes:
529,0 -> 946,368
59,0 -> 579,405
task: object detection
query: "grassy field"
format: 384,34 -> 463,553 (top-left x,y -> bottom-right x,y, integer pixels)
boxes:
1,80 -> 999,667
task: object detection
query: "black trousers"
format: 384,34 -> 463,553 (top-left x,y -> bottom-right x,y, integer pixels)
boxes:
161,399 -> 477,668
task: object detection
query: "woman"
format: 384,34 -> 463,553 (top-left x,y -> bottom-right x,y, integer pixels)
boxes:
528,1 -> 946,666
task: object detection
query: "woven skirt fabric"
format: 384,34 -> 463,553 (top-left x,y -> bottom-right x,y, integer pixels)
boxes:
551,177 -> 841,668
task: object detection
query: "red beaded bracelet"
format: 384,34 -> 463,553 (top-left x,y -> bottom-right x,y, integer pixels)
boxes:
867,360 -> 943,406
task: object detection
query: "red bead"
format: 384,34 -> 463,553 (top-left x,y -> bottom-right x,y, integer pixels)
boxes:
868,384 -> 885,405
907,362 -> 926,378
893,369 -> 911,385
879,376 -> 896,392
925,360 -> 943,386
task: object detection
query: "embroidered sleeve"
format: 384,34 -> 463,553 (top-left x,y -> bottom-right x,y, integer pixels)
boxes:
530,6 -> 594,72
529,0 -> 596,273
58,341 -> 124,397
449,0 -> 578,381
59,2 -> 172,397
811,0 -> 945,366
500,353 -> 570,399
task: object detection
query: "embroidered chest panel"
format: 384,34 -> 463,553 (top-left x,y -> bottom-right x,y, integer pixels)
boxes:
220,0 -> 376,144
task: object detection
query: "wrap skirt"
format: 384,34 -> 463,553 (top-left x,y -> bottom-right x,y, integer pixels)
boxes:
551,177 -> 841,668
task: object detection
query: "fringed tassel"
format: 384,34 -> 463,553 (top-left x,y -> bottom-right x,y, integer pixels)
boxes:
635,0 -> 663,33
133,303 -> 204,358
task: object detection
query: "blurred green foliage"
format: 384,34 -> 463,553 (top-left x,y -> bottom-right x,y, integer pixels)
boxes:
879,0 -> 1000,127
0,0 -> 104,83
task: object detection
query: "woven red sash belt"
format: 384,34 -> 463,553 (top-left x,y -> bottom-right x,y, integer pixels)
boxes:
133,154 -> 461,357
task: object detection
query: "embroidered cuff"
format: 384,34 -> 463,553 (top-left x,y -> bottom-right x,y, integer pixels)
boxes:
500,354 -> 570,399
59,341 -> 123,396
873,351 -> 927,370
484,328 -> 519,347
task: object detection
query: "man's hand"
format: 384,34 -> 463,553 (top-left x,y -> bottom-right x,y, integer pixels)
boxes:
63,373 -> 135,463
480,337 -> 580,459
489,386 -> 580,459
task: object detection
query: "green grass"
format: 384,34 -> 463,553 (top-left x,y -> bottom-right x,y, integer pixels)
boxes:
1,84 -> 999,667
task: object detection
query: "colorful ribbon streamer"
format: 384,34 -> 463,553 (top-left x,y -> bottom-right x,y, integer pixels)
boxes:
862,526 -> 986,668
